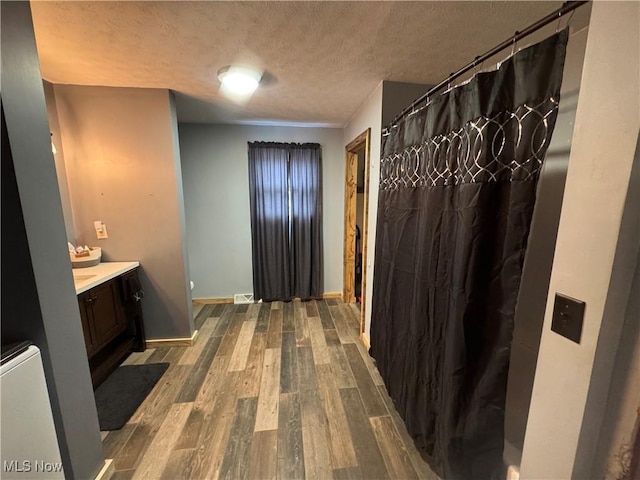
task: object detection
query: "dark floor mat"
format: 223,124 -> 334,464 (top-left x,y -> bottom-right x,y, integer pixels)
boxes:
94,363 -> 169,431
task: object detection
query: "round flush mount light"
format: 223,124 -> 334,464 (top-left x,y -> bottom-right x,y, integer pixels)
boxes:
217,65 -> 262,96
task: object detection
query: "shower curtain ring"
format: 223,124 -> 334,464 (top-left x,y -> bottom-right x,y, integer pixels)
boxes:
511,32 -> 519,56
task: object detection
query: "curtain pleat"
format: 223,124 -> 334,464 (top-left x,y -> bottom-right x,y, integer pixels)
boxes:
370,30 -> 568,479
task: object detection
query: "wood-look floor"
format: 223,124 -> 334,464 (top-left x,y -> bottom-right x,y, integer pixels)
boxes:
102,299 -> 440,480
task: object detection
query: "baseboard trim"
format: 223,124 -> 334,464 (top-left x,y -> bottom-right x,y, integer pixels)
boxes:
322,292 -> 343,299
193,297 -> 234,304
146,329 -> 198,348
95,459 -> 114,480
195,293 -> 342,304
360,332 -> 370,351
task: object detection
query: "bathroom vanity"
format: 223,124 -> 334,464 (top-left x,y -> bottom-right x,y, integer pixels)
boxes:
73,262 -> 145,387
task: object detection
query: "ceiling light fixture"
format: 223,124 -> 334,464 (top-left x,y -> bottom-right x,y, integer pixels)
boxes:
217,65 -> 262,97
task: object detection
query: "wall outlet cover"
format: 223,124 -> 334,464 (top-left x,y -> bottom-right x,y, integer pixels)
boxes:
551,293 -> 586,344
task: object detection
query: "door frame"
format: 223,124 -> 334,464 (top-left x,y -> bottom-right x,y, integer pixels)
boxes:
343,128 -> 371,335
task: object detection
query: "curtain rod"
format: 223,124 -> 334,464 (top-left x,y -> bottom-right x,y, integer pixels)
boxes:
385,0 -> 589,132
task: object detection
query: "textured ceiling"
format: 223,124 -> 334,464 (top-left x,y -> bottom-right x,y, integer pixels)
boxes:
31,1 -> 564,126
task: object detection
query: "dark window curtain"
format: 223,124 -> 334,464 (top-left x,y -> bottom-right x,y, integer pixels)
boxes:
370,31 -> 568,480
289,144 -> 323,300
248,143 -> 291,301
248,142 -> 323,302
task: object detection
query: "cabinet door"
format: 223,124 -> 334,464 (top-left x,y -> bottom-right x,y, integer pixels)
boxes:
90,279 -> 126,350
77,293 -> 96,355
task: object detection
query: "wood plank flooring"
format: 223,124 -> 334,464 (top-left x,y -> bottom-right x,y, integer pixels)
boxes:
106,299 -> 439,480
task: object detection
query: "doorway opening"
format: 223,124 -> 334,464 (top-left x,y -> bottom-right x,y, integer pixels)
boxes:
343,129 -> 370,336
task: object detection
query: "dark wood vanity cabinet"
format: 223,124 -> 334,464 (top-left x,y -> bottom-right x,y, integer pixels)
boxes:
78,280 -> 126,357
77,268 -> 146,387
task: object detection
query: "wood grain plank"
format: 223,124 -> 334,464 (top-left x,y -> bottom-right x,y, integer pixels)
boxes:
211,303 -> 227,317
271,301 -> 283,310
160,449 -> 195,480
317,300 -> 336,330
340,388 -> 390,480
326,298 -> 339,306
280,331 -> 298,394
146,347 -> 169,364
254,348 -> 281,431
308,317 -> 330,365
297,351 -> 332,480
193,304 -> 212,330
178,317 -> 218,365
213,304 -> 236,337
266,309 -> 283,349
122,348 -> 155,366
343,343 -> 387,417
116,365 -> 191,469
330,305 -> 357,344
128,362 -> 191,425
324,328 -> 341,346
219,396 -> 259,480
162,346 -> 186,365
175,357 -> 233,471
328,345 -> 356,389
297,346 -> 318,393
217,312 -> 245,356
175,335 -> 222,403
248,430 -> 277,480
301,416 -> 332,479
333,466 -> 364,480
228,319 -> 257,371
376,385 -> 438,480
190,372 -> 241,479
282,301 -> 295,332
294,300 -> 311,347
111,470 -> 135,480
132,402 -> 193,480
236,303 -> 249,313
103,423 -> 136,459
239,333 -> 266,398
370,415 -> 419,480
255,303 -> 271,334
316,364 -> 357,469
305,300 -> 319,317
173,406 -> 205,450
277,393 -> 305,480
354,336 -> 385,386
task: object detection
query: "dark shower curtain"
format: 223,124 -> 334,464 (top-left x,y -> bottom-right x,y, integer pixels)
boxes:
370,31 -> 568,479
248,142 -> 323,302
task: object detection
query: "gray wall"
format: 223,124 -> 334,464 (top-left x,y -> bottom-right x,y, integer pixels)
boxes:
382,80 -> 433,128
179,123 -> 344,299
504,24 -> 590,460
1,2 -> 104,478
51,85 -> 193,339
43,81 -> 76,244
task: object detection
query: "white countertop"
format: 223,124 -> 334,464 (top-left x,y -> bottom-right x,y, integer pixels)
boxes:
72,262 -> 139,294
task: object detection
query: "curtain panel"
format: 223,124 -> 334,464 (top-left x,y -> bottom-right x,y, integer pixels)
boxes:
370,31 -> 568,479
248,142 -> 323,302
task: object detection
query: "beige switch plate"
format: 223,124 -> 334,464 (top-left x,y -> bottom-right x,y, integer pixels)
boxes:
96,223 -> 108,239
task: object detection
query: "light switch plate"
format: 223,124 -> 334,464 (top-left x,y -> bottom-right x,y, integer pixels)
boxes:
551,293 -> 585,344
96,223 -> 108,239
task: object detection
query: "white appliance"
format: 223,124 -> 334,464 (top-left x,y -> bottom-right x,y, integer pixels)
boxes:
1,344 -> 65,479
